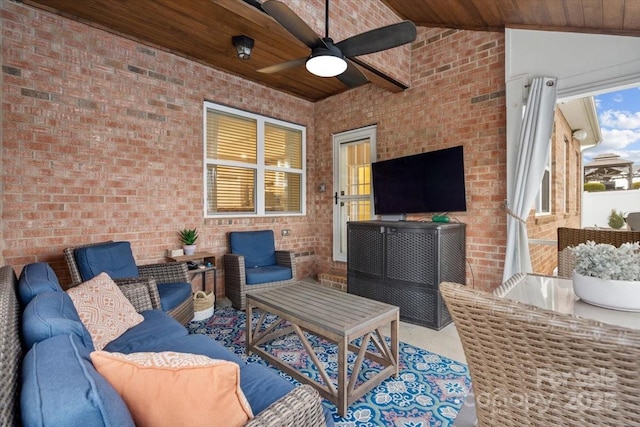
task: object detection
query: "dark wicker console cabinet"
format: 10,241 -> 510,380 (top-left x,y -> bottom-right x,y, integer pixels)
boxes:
347,220 -> 466,330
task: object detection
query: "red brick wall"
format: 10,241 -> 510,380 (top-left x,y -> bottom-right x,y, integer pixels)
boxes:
313,28 -> 507,291
2,3 -> 510,293
1,2 -> 316,292
527,108 -> 582,275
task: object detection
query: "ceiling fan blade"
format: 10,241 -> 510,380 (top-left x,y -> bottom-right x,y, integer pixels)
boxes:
336,60 -> 368,88
262,0 -> 326,48
257,57 -> 307,74
336,21 -> 417,57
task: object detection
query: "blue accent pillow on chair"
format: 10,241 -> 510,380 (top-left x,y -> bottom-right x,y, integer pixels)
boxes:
75,242 -> 139,281
230,230 -> 277,267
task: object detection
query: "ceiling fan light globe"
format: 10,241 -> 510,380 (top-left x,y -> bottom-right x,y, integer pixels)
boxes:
306,54 -> 347,77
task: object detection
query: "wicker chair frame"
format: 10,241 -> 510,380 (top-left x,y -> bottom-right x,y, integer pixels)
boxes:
441,281 -> 640,427
0,266 -> 20,426
224,250 -> 296,310
557,227 -> 640,278
64,242 -> 194,325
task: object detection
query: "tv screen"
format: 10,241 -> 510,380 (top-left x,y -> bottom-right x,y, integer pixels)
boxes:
371,146 -> 467,215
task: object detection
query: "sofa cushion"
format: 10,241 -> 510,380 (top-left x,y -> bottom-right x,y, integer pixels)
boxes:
75,241 -> 139,281
22,291 -> 94,351
17,262 -> 63,307
139,334 -> 245,365
156,282 -> 193,311
230,230 -> 277,268
91,351 -> 253,427
67,273 -> 144,350
21,334 -> 135,427
104,310 -> 188,354
245,265 -> 292,285
239,362 -> 295,415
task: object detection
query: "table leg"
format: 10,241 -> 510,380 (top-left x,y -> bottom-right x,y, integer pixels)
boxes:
391,314 -> 399,377
245,303 -> 253,355
337,336 -> 348,416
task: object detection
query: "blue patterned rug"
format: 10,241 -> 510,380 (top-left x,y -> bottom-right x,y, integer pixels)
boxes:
188,308 -> 471,427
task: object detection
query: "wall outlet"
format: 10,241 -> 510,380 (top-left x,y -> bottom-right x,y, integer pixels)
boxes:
281,229 -> 291,236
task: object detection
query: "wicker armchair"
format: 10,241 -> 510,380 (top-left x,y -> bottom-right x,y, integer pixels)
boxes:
440,281 -> 640,427
223,230 -> 296,310
64,241 -> 194,325
557,227 -> 640,278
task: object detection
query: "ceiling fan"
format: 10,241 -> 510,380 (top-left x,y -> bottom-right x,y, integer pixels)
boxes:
258,0 -> 417,88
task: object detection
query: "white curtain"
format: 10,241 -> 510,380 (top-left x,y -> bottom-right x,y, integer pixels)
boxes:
503,76 -> 558,282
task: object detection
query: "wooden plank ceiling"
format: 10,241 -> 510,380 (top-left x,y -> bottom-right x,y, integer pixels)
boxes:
22,0 -> 640,102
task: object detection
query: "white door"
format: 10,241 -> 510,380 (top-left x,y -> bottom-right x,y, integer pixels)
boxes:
332,126 -> 376,261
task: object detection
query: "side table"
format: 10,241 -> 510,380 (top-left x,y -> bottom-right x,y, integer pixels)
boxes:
166,252 -> 217,299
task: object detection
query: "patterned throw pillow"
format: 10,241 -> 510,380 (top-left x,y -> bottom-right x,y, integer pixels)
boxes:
91,351 -> 253,427
66,272 -> 144,350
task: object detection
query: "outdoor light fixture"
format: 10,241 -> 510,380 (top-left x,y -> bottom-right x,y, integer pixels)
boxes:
572,129 -> 588,141
305,42 -> 347,77
232,35 -> 254,60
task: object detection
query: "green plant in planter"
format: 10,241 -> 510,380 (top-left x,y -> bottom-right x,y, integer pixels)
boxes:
179,228 -> 198,245
571,241 -> 640,280
608,209 -> 625,229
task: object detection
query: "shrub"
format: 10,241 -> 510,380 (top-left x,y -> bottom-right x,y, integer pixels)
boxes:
633,182 -> 640,190
584,182 -> 605,192
608,209 -> 625,229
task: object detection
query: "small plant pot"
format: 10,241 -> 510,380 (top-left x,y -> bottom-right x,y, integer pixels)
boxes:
183,245 -> 196,256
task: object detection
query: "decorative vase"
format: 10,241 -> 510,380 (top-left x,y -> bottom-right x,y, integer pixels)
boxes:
183,245 -> 196,256
572,271 -> 640,312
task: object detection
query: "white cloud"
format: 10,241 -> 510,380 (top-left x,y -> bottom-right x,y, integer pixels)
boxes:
600,110 -> 640,130
613,93 -> 624,102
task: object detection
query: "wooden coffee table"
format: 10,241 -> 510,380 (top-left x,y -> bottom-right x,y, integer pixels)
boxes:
245,282 -> 399,416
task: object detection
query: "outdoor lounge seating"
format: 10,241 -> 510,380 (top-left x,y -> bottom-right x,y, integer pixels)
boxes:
556,227 -> 640,278
64,241 -> 194,324
440,281 -> 640,426
223,230 -> 296,310
626,212 -> 640,231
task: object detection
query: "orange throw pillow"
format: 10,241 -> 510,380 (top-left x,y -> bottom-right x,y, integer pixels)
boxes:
66,272 -> 144,350
91,351 -> 253,427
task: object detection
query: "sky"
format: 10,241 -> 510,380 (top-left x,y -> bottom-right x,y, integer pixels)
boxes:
584,86 -> 640,167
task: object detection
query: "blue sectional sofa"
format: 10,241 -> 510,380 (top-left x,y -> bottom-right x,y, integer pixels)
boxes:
0,263 -> 332,426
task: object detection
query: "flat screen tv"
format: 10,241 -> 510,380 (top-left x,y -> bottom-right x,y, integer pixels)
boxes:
371,146 -> 467,216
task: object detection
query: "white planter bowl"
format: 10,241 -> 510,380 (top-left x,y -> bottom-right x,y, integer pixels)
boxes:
572,272 -> 640,312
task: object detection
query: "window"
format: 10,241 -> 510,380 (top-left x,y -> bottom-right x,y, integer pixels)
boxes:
536,147 -> 551,215
204,102 -> 305,217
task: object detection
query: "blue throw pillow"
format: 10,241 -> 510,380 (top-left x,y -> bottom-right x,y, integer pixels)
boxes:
21,334 -> 135,427
75,241 -> 139,281
22,291 -> 94,351
17,262 -> 63,307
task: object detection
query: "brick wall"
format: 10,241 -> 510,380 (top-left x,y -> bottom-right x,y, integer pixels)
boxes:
527,108 -> 582,275
2,3 -> 511,293
1,2 -> 316,293
313,28 -> 507,291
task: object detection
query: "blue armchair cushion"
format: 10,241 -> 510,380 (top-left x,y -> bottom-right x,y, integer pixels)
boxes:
245,265 -> 292,285
22,291 -> 94,351
75,241 -> 139,281
18,262 -> 63,307
21,334 -> 135,427
230,230 -> 277,268
156,282 -> 193,311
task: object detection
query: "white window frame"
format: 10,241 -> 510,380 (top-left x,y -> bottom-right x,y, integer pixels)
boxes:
536,147 -> 551,215
203,102 -> 306,218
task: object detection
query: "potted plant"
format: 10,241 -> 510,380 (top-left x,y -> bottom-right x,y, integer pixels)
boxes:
570,240 -> 640,311
179,228 -> 198,256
